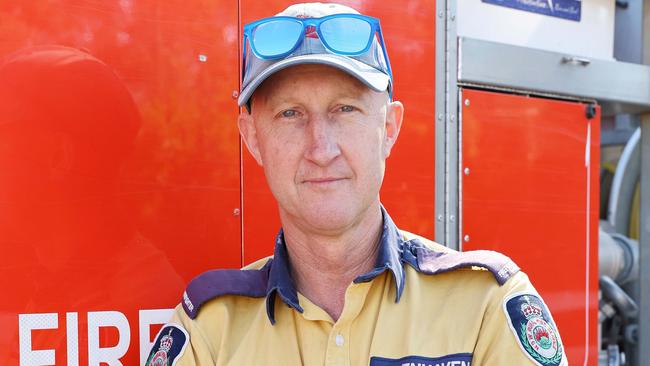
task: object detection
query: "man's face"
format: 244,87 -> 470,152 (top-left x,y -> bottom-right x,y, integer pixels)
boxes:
238,64 -> 403,233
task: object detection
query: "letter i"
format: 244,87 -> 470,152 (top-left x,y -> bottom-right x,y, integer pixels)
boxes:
67,312 -> 79,366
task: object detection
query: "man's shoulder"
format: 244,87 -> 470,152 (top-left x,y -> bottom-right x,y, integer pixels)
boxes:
400,230 -> 453,253
180,256 -> 273,319
400,230 -> 520,286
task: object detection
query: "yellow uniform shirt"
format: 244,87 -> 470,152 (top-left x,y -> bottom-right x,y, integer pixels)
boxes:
146,209 -> 567,366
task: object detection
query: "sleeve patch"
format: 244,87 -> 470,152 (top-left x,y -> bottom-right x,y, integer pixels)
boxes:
145,323 -> 189,366
503,293 -> 565,366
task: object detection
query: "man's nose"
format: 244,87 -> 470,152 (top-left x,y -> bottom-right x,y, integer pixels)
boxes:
303,115 -> 341,166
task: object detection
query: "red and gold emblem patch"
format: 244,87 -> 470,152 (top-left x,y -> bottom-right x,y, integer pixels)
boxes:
145,324 -> 188,366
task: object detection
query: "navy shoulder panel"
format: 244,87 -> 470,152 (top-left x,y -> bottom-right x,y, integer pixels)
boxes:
181,260 -> 271,319
407,240 -> 520,286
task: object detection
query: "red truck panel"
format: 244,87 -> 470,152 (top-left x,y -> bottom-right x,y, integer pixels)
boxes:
0,1 -> 240,364
461,89 -> 600,365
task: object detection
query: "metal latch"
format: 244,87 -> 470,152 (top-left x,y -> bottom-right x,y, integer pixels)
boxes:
561,56 -> 591,66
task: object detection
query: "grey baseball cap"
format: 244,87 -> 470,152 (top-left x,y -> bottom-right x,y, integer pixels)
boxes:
238,2 -> 392,108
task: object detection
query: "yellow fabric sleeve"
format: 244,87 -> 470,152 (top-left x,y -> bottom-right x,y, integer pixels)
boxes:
472,272 -> 568,366
166,304 -> 216,366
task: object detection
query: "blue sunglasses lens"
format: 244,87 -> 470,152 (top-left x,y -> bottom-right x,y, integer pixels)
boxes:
252,19 -> 303,58
319,17 -> 372,54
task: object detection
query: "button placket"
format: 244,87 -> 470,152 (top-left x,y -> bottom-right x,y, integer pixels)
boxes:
325,326 -> 350,366
326,279 -> 374,365
325,328 -> 343,365
335,333 -> 344,347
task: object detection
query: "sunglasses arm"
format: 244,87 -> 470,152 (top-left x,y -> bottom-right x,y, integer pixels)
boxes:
376,26 -> 394,100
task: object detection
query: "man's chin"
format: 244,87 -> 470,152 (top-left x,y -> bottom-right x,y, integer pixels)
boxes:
295,203 -> 366,234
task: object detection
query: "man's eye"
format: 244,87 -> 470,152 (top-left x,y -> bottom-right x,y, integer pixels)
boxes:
281,110 -> 296,118
340,105 -> 355,113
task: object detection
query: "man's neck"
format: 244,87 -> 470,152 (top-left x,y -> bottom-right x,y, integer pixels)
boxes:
279,204 -> 383,321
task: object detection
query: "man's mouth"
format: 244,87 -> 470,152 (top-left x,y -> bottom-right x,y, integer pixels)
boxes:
302,177 -> 347,185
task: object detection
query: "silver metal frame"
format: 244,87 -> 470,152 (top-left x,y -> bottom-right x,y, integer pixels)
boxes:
445,2 -> 460,250
458,37 -> 650,116
434,0 -> 446,245
435,0 -> 461,250
636,2 -> 650,363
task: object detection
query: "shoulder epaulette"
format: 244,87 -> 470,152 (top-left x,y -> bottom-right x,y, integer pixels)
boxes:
181,260 -> 272,319
405,239 -> 520,286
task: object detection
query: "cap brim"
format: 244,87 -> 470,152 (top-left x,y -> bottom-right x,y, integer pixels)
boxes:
238,54 -> 390,107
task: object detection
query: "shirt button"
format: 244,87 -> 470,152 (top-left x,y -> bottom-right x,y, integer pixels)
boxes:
335,334 -> 344,347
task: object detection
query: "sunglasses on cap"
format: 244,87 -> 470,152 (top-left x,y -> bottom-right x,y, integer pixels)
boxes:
241,13 -> 393,82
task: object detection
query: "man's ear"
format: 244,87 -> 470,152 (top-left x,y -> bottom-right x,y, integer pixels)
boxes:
237,110 -> 264,166
383,100 -> 404,158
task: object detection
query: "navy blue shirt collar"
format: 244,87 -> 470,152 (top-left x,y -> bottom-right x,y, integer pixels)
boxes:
265,206 -> 406,324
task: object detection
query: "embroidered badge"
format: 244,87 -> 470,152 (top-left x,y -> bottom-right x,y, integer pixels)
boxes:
370,353 -> 472,366
145,323 -> 189,366
504,293 -> 564,366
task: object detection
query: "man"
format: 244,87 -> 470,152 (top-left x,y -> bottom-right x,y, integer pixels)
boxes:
146,3 -> 567,366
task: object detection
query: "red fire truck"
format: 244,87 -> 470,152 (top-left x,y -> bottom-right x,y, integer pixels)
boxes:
1,0 -> 648,365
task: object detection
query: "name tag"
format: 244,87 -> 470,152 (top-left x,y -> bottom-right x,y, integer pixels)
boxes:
370,353 -> 472,366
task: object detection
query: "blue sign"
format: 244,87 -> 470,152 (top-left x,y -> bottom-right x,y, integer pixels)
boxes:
482,0 -> 581,22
